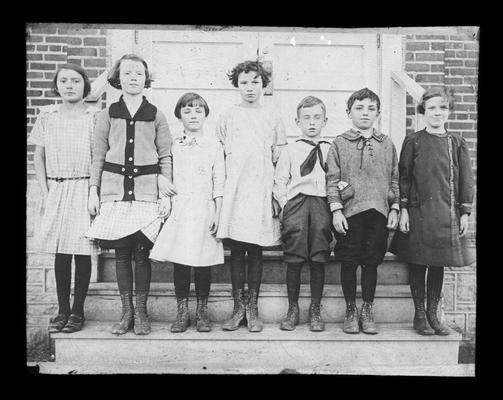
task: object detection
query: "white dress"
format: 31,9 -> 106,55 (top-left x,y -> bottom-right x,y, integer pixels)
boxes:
149,132 -> 225,267
29,104 -> 101,255
215,105 -> 287,246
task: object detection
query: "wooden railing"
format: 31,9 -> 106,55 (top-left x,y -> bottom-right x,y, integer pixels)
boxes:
389,71 -> 425,150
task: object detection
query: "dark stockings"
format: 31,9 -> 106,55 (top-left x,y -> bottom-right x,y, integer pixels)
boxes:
340,262 -> 378,304
309,261 -> 325,304
229,241 -> 263,292
174,264 -> 211,298
409,264 -> 444,301
54,253 -> 92,317
115,243 -> 152,293
286,262 -> 303,304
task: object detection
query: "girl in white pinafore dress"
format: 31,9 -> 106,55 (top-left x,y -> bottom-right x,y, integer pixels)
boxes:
30,63 -> 101,334
150,93 -> 225,333
216,60 -> 287,332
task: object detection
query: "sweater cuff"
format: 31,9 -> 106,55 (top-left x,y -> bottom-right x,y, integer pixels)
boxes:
330,202 -> 343,212
459,203 -> 472,216
390,203 -> 400,211
399,198 -> 409,209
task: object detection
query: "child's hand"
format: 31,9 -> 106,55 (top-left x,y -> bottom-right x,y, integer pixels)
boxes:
272,198 -> 281,218
209,214 -> 220,236
158,196 -> 172,219
158,174 -> 177,197
88,190 -> 100,216
459,214 -> 469,237
332,210 -> 348,235
387,209 -> 399,230
399,209 -> 409,233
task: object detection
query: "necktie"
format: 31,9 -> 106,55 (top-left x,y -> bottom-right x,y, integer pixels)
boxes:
298,139 -> 330,177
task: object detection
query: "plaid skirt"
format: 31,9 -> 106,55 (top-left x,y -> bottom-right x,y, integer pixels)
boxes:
85,200 -> 162,245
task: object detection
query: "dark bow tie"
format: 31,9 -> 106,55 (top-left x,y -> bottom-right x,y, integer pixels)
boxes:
297,139 -> 330,177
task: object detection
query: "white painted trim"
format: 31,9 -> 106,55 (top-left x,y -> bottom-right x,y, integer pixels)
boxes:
381,34 -> 403,138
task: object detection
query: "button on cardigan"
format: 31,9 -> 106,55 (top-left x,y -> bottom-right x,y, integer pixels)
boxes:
90,96 -> 173,203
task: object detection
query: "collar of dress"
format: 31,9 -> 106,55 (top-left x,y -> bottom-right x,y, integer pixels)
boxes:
340,128 -> 385,142
173,132 -> 213,147
39,103 -> 100,114
109,95 -> 157,121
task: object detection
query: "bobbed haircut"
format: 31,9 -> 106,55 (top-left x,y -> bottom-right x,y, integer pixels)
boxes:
174,92 -> 210,119
296,96 -> 327,118
347,88 -> 381,113
227,60 -> 271,88
417,86 -> 455,114
107,54 -> 152,90
52,63 -> 91,98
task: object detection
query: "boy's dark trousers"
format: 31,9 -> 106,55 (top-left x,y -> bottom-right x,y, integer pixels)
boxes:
280,194 -> 332,331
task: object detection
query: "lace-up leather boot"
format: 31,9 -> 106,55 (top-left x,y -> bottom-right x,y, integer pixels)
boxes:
343,301 -> 359,334
222,289 -> 246,331
309,302 -> 325,332
111,291 -> 135,335
134,290 -> 151,335
171,297 -> 190,333
359,301 -> 378,334
195,296 -> 212,332
280,302 -> 300,331
246,289 -> 263,332
426,294 -> 450,335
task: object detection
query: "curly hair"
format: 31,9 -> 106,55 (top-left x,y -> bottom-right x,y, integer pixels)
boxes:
417,86 -> 455,114
227,60 -> 271,88
52,63 -> 91,98
107,54 -> 152,90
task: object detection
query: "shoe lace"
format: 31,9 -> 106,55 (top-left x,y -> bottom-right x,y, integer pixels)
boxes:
361,303 -> 374,322
310,303 -> 322,322
345,304 -> 356,321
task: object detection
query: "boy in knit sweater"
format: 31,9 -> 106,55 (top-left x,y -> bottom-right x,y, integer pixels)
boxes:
326,88 -> 399,334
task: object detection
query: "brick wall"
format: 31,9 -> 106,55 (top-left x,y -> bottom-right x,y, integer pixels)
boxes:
26,24 -> 108,357
404,32 -> 478,340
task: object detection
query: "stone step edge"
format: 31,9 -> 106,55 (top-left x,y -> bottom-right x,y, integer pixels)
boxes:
83,282 -> 412,298
51,321 -> 461,341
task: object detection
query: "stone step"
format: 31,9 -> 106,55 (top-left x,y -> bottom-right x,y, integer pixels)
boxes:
31,361 -> 475,376
81,282 -> 415,323
51,321 -> 462,368
98,250 -> 408,284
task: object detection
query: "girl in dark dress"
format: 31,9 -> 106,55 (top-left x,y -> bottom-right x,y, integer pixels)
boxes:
391,87 -> 475,335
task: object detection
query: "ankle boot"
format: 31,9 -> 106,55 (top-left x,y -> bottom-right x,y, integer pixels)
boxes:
280,302 -> 300,331
426,295 -> 450,335
111,291 -> 135,335
359,301 -> 378,334
171,297 -> 190,333
410,272 -> 435,335
222,289 -> 246,331
246,289 -> 263,332
195,296 -> 212,332
309,302 -> 325,332
134,290 -> 151,335
343,301 -> 359,334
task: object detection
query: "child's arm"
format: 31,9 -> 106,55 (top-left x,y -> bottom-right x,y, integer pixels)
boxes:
398,135 -> 414,233
387,142 -> 400,230
155,111 -> 176,196
33,145 -> 48,198
215,114 -> 228,155
457,137 -> 475,237
210,143 -> 225,235
272,117 -> 287,165
272,146 -> 291,216
326,142 -> 348,234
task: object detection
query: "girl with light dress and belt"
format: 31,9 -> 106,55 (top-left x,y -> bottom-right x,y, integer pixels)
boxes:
30,63 -> 101,333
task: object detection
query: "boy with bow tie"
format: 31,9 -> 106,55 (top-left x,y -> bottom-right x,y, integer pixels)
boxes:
273,96 -> 333,332
326,88 -> 399,335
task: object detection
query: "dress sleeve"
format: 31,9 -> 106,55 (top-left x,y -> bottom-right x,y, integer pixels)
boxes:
215,113 -> 230,156
326,141 -> 343,211
457,136 -> 475,215
398,134 -> 415,209
272,146 -> 291,209
212,142 -> 225,199
155,110 -> 173,181
28,110 -> 47,147
272,115 -> 287,165
390,140 -> 400,210
90,109 -> 110,188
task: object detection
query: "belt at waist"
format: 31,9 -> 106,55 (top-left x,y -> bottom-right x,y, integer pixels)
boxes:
103,161 -> 160,176
47,176 -> 90,182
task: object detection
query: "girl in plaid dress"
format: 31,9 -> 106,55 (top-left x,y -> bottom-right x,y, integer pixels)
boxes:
86,54 -> 174,336
30,63 -> 100,334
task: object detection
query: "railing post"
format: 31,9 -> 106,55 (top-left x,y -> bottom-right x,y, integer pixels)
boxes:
390,76 -> 407,152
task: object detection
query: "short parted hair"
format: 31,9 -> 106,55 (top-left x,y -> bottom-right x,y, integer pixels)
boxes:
417,86 -> 455,114
347,88 -> 381,113
52,63 -> 91,98
174,92 -> 210,119
296,96 -> 327,118
227,60 -> 271,88
107,54 -> 152,90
